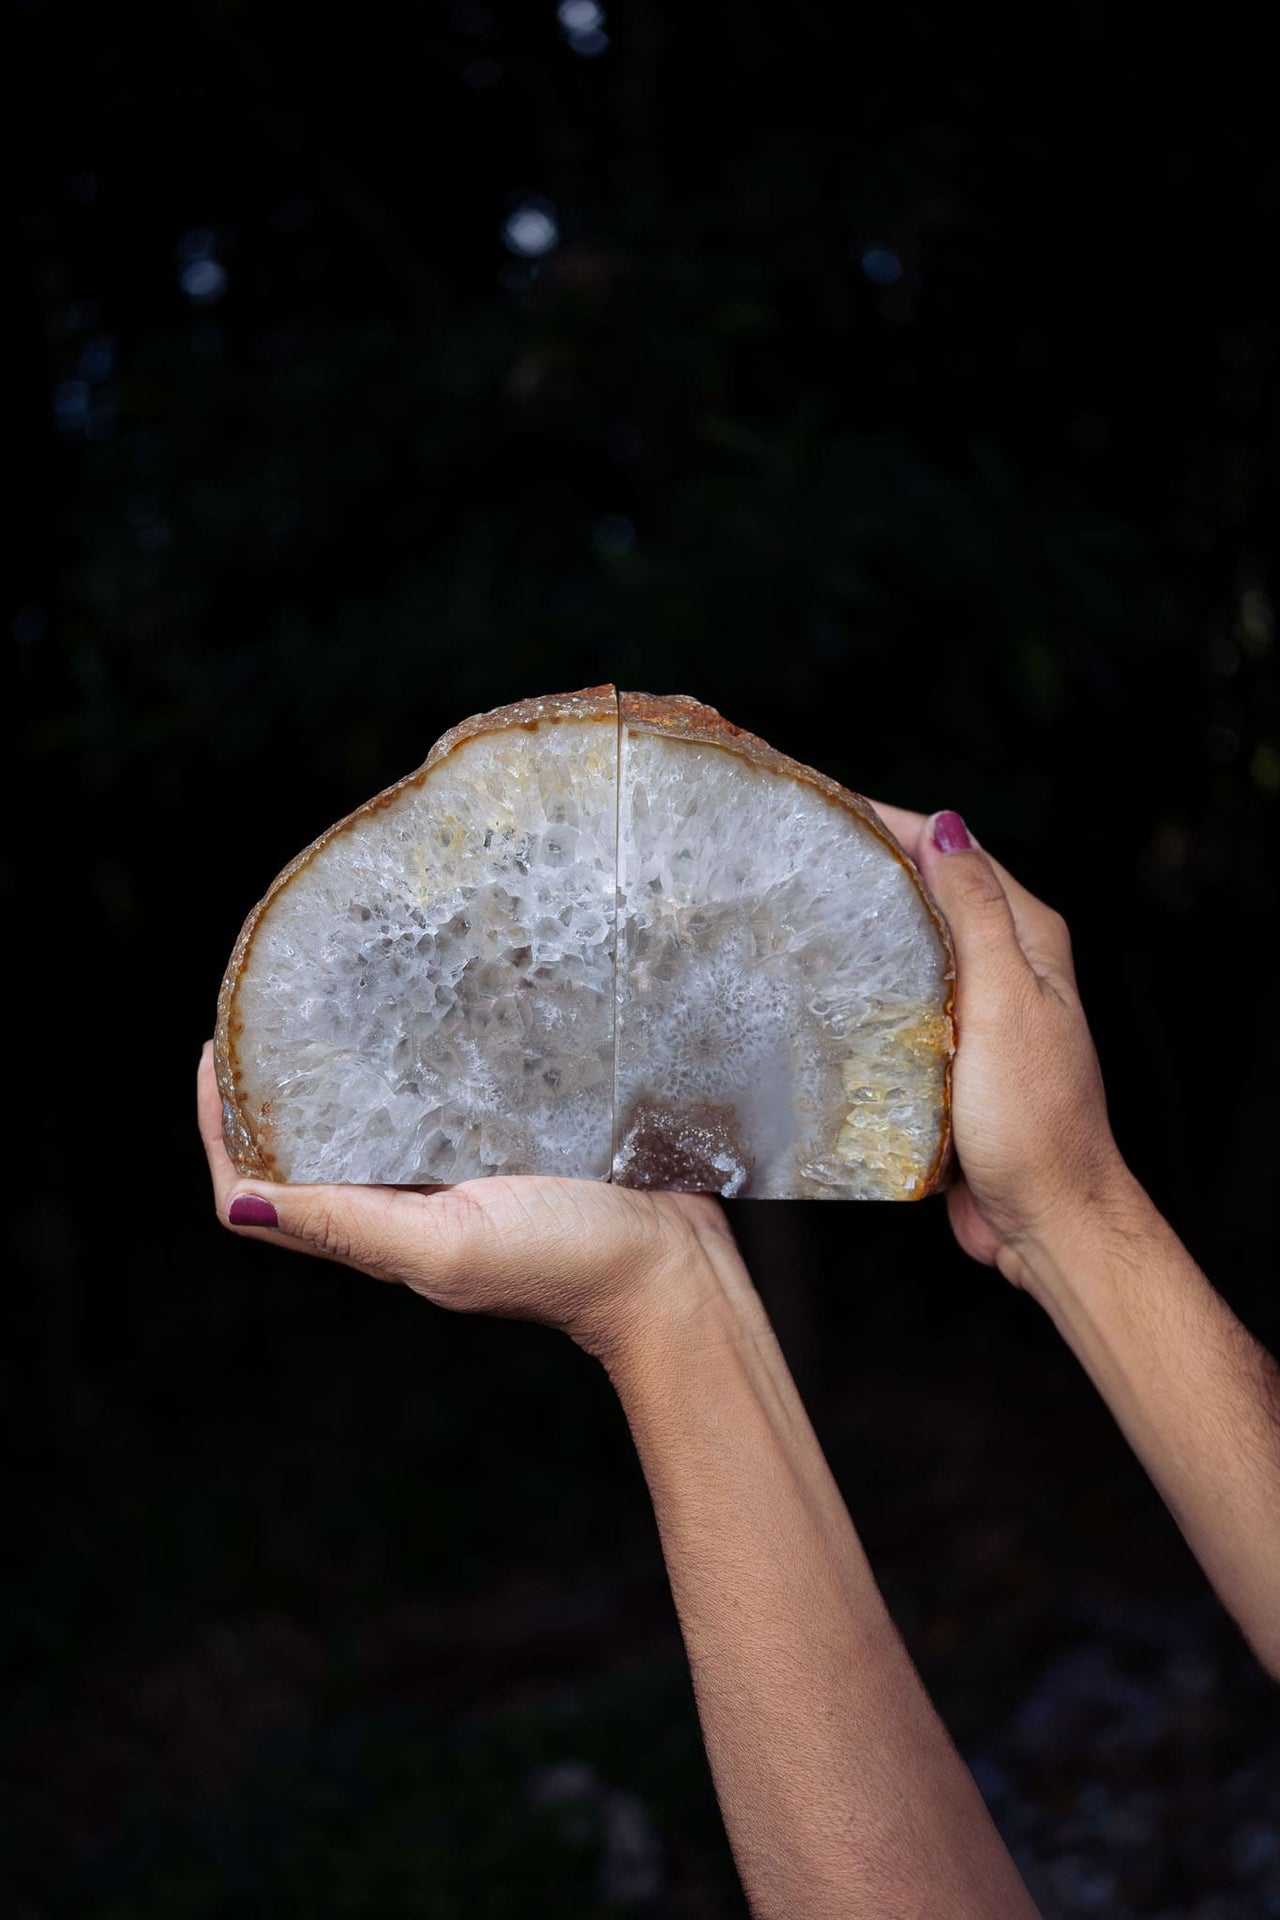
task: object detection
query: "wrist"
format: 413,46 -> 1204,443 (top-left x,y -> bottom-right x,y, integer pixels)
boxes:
998,1158 -> 1157,1305
589,1225 -> 764,1395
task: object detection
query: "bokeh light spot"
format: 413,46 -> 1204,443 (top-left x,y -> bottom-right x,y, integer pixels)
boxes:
558,0 -> 602,29
861,245 -> 904,286
502,197 -> 560,258
181,258 -> 228,304
558,0 -> 609,55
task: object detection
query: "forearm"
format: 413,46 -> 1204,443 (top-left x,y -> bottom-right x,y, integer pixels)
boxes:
605,1241 -> 1038,1920
1010,1170 -> 1280,1676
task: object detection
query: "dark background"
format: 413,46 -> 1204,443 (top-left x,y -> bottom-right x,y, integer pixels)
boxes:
8,2 -> 1280,1913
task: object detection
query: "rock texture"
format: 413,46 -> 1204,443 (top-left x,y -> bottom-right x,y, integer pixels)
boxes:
613,694 -> 953,1199
216,687 -> 954,1196
216,689 -> 619,1186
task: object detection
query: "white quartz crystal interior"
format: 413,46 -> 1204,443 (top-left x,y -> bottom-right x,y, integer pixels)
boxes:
230,719 -> 618,1183
612,730 -> 951,1198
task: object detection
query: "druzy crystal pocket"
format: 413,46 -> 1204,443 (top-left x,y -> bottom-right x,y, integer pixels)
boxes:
216,687 -> 954,1198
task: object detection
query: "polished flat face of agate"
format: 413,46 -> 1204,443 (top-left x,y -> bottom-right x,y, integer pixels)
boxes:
611,727 -> 952,1199
224,715 -> 618,1185
218,690 -> 953,1196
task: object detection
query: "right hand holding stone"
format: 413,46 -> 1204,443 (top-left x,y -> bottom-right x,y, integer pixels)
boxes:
873,804 -> 1135,1282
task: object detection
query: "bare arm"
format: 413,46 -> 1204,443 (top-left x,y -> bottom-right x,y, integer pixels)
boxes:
1014,1173 -> 1280,1676
880,805 -> 1280,1679
605,1236 -> 1039,1920
198,1046 -> 1039,1917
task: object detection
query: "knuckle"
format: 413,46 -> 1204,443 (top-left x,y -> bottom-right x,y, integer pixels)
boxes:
1036,905 -> 1077,982
295,1197 -> 358,1265
431,1189 -> 489,1277
954,863 -> 1008,918
1043,904 -> 1072,947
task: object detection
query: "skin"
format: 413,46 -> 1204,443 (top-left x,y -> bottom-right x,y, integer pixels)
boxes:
197,809 -> 1280,1917
876,805 -> 1280,1683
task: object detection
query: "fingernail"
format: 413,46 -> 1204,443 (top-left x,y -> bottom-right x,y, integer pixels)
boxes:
229,1194 -> 279,1229
932,810 -> 972,854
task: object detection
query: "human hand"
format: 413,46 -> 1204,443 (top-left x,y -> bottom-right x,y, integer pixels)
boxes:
872,804 -> 1135,1283
197,1043 -> 737,1362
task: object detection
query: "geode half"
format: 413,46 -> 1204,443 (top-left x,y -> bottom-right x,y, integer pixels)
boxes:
215,686 -> 954,1198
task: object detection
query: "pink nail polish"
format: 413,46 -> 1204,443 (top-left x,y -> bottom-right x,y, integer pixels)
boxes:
229,1194 -> 279,1229
932,810 -> 973,854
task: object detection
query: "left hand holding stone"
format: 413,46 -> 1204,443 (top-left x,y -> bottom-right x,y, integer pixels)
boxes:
198,1041 -> 735,1363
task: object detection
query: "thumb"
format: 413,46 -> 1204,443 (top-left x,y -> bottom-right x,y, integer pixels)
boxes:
225,1180 -> 468,1291
915,811 -> 1026,988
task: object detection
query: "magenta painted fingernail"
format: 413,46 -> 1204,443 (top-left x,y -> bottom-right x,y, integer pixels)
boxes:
932,810 -> 972,853
229,1194 -> 279,1229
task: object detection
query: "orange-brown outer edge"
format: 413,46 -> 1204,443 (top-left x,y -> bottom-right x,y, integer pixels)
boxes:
213,685 -> 618,1179
620,691 -> 956,1199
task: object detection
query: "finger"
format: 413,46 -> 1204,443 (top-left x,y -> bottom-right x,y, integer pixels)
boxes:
981,855 -> 1076,990
198,1045 -> 482,1286
197,1039 -> 225,1160
197,1041 -> 245,1216
197,1042 -> 341,1260
868,812 -> 1075,992
228,1168 -> 485,1292
227,1178 -> 481,1287
198,1041 -> 266,1226
865,800 -> 927,863
914,812 -> 1031,1002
